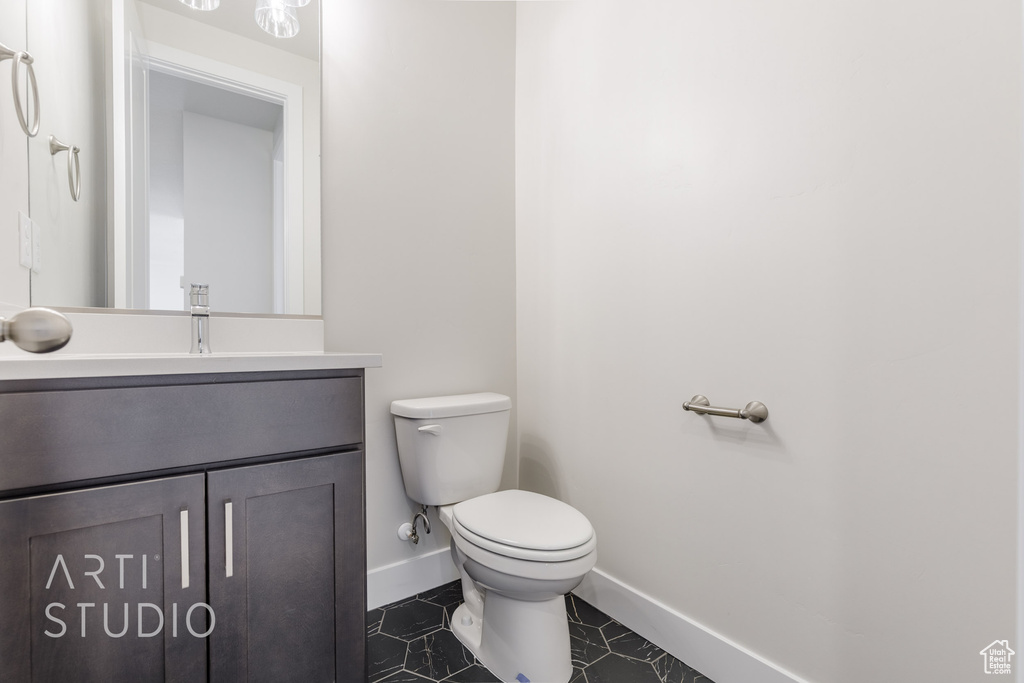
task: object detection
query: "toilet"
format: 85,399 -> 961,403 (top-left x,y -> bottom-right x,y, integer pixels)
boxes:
391,392 -> 597,683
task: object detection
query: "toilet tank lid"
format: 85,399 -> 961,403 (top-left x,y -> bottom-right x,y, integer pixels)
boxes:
391,392 -> 511,419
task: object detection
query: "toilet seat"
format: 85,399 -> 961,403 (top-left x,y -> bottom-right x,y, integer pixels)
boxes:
452,490 -> 596,562
453,518 -> 596,562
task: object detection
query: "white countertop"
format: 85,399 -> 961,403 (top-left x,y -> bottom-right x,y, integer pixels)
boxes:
0,352 -> 383,380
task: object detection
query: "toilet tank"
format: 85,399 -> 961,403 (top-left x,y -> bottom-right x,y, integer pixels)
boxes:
391,393 -> 511,506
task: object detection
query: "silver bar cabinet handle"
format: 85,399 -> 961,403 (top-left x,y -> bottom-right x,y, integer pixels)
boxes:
225,501 -> 234,578
180,508 -> 190,589
683,395 -> 769,423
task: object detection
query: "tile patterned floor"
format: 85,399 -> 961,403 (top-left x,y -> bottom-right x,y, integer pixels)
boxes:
367,580 -> 715,683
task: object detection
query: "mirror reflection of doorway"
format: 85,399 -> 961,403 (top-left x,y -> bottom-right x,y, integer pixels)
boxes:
148,70 -> 285,314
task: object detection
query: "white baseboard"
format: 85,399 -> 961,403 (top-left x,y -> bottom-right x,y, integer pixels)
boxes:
574,568 -> 811,683
367,548 -> 460,610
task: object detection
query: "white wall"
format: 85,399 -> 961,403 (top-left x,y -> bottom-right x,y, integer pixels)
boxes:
183,112 -> 275,314
321,0 -> 517,591
27,0 -> 107,308
516,2 -> 1020,683
0,0 -> 29,310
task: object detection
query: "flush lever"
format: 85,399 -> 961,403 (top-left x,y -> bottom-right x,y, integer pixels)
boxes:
417,424 -> 443,436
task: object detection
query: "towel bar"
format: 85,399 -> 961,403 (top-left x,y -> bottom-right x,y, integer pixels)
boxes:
682,395 -> 768,423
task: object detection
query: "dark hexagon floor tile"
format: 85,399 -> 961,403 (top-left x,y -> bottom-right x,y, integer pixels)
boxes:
370,584 -> 714,683
441,663 -> 502,682
376,671 -> 435,683
566,594 -> 614,628
569,620 -> 609,668
599,618 -> 632,642
653,653 -> 711,683
607,631 -> 665,663
582,652 -> 663,683
380,598 -> 447,642
368,631 -> 409,682
420,580 -> 464,608
442,601 -> 459,630
367,607 -> 386,636
406,628 -> 476,680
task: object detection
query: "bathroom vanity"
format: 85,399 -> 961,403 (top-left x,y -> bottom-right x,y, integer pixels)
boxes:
0,354 -> 377,683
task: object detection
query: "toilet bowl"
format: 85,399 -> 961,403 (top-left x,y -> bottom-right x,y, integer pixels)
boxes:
441,491 -> 597,683
391,394 -> 597,683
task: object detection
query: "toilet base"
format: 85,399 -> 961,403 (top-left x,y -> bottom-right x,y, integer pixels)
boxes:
451,592 -> 572,683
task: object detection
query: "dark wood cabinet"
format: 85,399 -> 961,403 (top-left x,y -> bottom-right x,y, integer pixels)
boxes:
0,369 -> 367,683
208,453 -> 365,683
0,474 -> 208,683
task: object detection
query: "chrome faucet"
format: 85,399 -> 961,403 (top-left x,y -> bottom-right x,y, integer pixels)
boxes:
189,284 -> 211,355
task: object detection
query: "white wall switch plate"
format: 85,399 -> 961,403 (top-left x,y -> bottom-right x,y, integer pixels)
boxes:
18,212 -> 32,269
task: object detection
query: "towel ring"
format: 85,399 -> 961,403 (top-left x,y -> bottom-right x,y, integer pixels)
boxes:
0,42 -> 39,137
49,135 -> 81,202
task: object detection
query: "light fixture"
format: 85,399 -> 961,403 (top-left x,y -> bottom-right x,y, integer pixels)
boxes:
255,0 -> 300,38
178,0 -> 219,10
279,0 -> 311,6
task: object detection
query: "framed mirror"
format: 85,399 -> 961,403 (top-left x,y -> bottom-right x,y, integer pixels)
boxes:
23,0 -> 320,315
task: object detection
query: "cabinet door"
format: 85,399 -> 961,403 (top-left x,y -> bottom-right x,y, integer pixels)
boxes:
0,474 -> 208,683
207,452 -> 365,683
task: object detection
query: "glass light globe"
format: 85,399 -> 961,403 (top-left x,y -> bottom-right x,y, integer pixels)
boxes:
255,0 -> 299,38
178,0 -> 219,10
